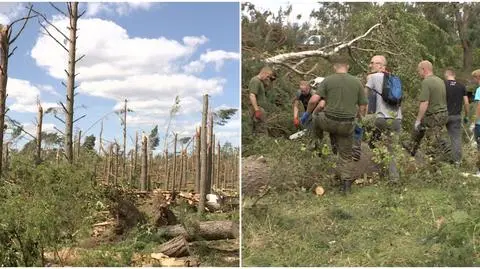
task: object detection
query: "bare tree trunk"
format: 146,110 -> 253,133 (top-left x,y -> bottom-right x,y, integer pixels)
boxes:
56,148 -> 61,165
129,150 -> 133,185
206,114 -> 214,194
198,94 -> 208,213
195,128 -> 201,193
64,2 -> 80,164
172,133 -> 177,192
148,151 -> 153,190
165,149 -> 169,190
3,142 -> 9,172
76,130 -> 81,159
36,102 -> 43,164
0,25 -> 9,174
140,134 -> 148,191
134,131 -> 138,177
123,99 -> 127,178
99,120 -> 104,154
179,147 -> 184,192
107,144 -> 113,184
114,142 -> 119,185
183,149 -> 187,189
216,141 -> 220,189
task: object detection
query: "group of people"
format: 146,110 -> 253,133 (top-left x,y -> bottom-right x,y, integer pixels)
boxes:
248,54 -> 480,194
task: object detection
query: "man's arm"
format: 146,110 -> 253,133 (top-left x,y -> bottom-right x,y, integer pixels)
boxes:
293,99 -> 299,119
464,96 -> 470,116
416,101 -> 429,122
249,93 -> 260,111
314,99 -> 326,113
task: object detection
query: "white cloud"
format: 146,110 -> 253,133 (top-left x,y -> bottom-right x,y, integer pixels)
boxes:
183,35 -> 209,47
200,50 -> 240,71
30,16 -> 238,143
22,122 -> 57,135
6,78 -> 58,113
183,60 -> 206,73
84,2 -> 153,17
184,50 -> 239,73
0,3 -> 24,25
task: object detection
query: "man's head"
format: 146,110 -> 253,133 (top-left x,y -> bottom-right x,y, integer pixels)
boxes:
299,80 -> 311,95
331,55 -> 349,73
369,55 -> 387,73
258,66 -> 274,81
417,60 -> 433,79
444,67 -> 456,80
472,69 -> 480,84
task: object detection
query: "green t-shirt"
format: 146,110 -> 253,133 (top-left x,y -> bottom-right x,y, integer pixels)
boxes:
248,76 -> 267,108
419,75 -> 447,115
317,73 -> 368,118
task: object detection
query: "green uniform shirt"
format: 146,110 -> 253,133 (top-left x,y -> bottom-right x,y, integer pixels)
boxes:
419,75 -> 447,115
317,73 -> 368,119
248,76 -> 267,108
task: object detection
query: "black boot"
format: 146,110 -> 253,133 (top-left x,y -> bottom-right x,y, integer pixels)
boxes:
340,180 -> 353,194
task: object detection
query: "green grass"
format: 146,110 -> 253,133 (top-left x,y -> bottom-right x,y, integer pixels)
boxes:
242,138 -> 480,267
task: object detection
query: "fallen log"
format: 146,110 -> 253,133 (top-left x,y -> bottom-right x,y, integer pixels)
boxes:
149,254 -> 200,267
156,235 -> 190,257
160,221 -> 239,241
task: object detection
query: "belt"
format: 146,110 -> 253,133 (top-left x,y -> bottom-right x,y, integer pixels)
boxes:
325,113 -> 355,122
425,110 -> 447,117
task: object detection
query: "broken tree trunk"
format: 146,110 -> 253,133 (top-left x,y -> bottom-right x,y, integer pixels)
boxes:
216,141 -> 220,189
199,95 -> 208,213
157,235 -> 190,258
160,220 -> 239,241
172,133 -> 177,192
114,142 -> 119,185
179,147 -> 184,191
140,134 -> 148,191
195,127 -> 201,193
36,102 -> 43,164
123,98 -> 127,178
206,114 -> 214,194
0,25 -> 9,175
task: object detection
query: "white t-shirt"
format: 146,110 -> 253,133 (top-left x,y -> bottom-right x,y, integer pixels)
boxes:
366,72 -> 402,119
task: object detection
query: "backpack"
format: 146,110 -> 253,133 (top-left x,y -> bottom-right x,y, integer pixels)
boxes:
378,72 -> 402,107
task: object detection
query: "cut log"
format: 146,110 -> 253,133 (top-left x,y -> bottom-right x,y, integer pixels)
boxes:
160,221 -> 239,241
156,235 -> 190,257
151,255 -> 200,267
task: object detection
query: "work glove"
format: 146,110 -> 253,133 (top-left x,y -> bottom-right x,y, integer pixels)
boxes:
463,116 -> 469,125
254,109 -> 263,120
353,123 -> 364,141
293,117 -> 300,128
300,112 -> 311,125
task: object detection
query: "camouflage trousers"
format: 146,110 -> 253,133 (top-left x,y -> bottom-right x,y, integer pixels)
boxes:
410,111 -> 451,162
473,125 -> 480,169
312,112 -> 355,181
370,117 -> 401,180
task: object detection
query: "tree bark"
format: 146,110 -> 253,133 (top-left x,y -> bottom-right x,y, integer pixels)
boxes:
160,221 -> 239,241
156,235 -> 190,258
0,25 -> 9,174
36,103 -> 43,164
140,134 -> 148,191
64,2 -> 79,164
198,95 -> 208,213
123,99 -> 127,178
173,133 -> 177,192
195,128 -> 201,193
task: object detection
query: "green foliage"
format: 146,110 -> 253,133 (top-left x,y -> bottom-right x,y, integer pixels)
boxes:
214,108 -> 238,126
148,125 -> 159,151
82,135 -> 96,151
0,156 -> 101,266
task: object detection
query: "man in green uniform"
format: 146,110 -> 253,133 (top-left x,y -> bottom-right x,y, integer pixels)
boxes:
409,60 -> 451,161
248,66 -> 274,135
312,56 -> 368,194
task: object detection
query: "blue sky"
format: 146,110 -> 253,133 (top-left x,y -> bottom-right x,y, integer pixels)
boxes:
0,2 -> 240,153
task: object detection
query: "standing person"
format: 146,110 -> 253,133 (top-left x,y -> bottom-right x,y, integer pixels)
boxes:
409,60 -> 450,161
311,56 -> 368,194
365,55 -> 402,182
471,69 -> 480,176
444,68 -> 469,165
248,66 -> 274,136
